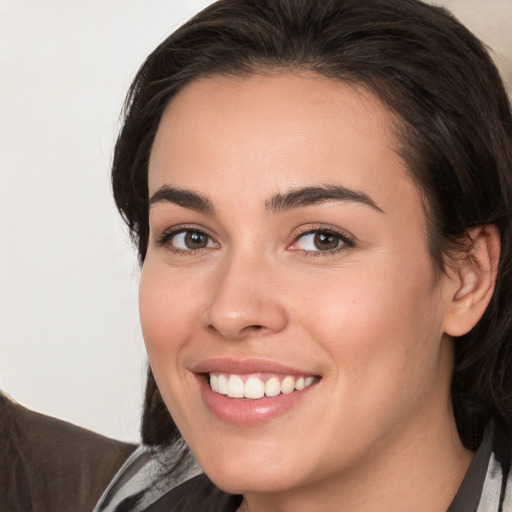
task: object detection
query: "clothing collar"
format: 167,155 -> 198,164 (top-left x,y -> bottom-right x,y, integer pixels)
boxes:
448,421 -> 511,512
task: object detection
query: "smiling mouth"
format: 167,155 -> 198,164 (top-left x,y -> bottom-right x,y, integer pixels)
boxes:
208,373 -> 319,400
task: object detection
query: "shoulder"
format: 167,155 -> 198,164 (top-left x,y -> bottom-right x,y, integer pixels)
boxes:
479,421 -> 512,511
457,419 -> 512,512
93,440 -> 241,512
1,398 -> 135,512
14,400 -> 135,465
144,473 -> 242,512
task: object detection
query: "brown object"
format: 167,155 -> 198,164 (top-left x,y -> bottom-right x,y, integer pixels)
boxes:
0,394 -> 135,512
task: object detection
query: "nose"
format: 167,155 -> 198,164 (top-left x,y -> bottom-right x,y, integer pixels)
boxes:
201,253 -> 288,340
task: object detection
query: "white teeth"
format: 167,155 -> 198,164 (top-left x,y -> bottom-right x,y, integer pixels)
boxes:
295,377 -> 305,391
218,374 -> 228,395
305,376 -> 315,387
245,377 -> 265,399
280,376 -> 295,394
265,377 -> 281,397
209,373 -> 317,399
210,374 -> 219,392
227,375 -> 244,398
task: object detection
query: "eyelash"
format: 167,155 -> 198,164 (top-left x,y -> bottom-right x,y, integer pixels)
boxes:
289,226 -> 355,257
156,226 -> 217,256
155,225 -> 355,257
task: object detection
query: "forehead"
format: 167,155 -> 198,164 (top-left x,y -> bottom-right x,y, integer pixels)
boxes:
148,72 -> 414,214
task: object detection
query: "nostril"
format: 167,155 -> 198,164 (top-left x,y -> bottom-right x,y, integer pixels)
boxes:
238,324 -> 266,336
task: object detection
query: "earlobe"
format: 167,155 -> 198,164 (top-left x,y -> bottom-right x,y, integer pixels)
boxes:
443,225 -> 500,337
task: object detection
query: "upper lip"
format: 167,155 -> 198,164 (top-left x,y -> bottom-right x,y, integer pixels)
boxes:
190,358 -> 319,376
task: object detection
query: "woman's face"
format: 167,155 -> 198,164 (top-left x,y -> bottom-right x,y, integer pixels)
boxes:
141,73 -> 459,497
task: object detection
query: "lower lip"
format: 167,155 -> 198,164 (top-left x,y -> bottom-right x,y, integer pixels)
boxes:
196,375 -> 318,426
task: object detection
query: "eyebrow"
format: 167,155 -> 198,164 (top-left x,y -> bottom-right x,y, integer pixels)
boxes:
148,184 -> 383,215
149,186 -> 215,214
266,185 -> 384,213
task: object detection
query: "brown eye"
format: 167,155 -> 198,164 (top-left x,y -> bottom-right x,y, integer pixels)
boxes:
184,231 -> 209,249
168,230 -> 217,251
313,232 -> 340,251
293,230 -> 344,252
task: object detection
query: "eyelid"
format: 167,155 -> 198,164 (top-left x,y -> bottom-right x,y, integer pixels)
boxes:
288,225 -> 356,254
154,223 -> 354,256
155,224 -> 219,251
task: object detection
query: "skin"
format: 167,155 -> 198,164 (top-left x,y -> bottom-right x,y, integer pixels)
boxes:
141,73 -> 479,511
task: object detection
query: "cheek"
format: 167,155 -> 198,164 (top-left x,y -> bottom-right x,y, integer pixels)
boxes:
295,256 -> 445,391
139,263 -> 202,362
138,263 -> 207,428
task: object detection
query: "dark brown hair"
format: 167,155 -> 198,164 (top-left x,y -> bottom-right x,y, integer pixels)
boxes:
112,0 -> 512,451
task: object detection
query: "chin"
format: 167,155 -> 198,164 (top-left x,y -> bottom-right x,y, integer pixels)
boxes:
194,442 -> 309,495
206,466 -> 302,496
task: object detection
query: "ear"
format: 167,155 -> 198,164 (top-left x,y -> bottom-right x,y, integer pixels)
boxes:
443,225 -> 500,337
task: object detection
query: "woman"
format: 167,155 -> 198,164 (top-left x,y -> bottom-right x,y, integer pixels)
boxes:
96,0 -> 512,510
